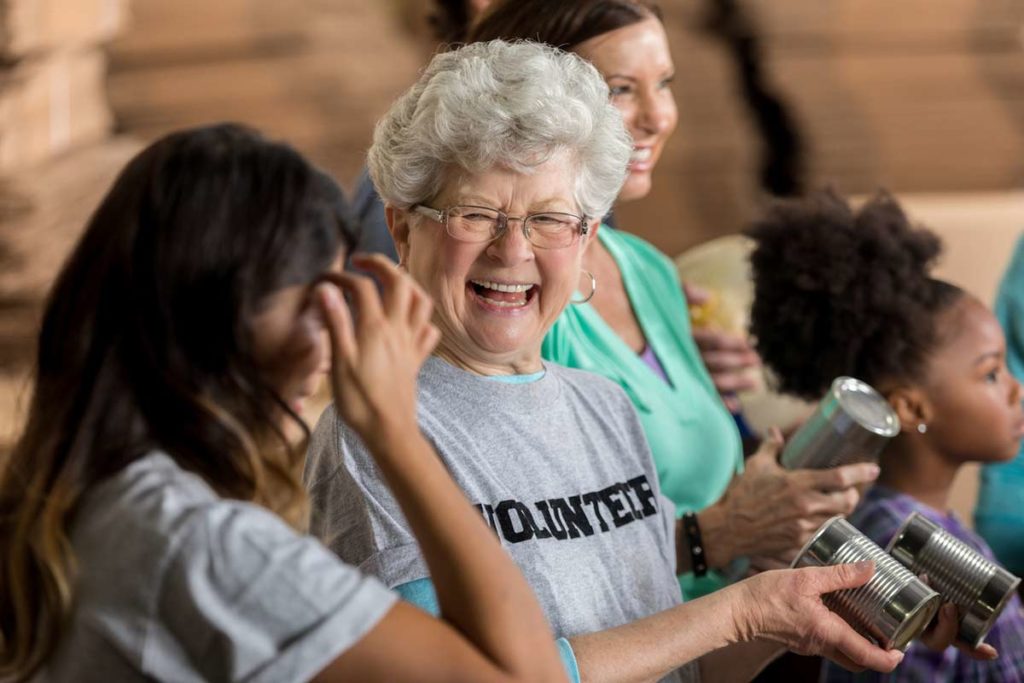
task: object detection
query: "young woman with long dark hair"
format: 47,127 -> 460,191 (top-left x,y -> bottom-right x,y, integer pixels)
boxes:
0,123 -> 566,683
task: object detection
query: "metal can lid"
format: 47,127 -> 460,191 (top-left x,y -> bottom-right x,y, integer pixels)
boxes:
962,569 -> 1022,647
792,515 -> 851,568
832,377 -> 901,437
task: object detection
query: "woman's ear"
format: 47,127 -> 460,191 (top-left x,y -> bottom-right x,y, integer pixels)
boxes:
386,205 -> 412,266
888,385 -> 934,434
583,220 -> 600,252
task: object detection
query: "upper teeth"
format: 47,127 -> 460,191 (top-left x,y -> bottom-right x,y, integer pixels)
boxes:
631,148 -> 651,162
472,280 -> 532,293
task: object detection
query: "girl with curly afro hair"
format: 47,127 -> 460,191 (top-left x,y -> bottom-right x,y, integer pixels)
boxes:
748,190 -> 1024,681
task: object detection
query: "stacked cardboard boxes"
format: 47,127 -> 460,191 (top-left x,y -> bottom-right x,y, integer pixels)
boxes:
107,0 -> 423,186
0,50 -> 112,171
0,0 -> 138,453
0,0 -> 129,172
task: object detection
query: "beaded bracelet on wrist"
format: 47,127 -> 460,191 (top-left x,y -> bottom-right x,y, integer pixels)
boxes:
681,511 -> 707,577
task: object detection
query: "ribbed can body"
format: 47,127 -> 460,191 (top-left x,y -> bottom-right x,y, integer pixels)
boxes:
887,513 -> 1022,646
781,377 -> 900,470
794,517 -> 940,650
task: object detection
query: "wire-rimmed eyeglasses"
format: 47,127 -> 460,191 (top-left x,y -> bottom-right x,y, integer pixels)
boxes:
412,204 -> 589,249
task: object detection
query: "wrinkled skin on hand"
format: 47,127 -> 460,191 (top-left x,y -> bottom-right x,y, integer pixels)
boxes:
709,429 -> 879,566
738,562 -> 905,673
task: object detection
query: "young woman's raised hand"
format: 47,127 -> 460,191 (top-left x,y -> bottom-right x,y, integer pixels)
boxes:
316,254 -> 440,442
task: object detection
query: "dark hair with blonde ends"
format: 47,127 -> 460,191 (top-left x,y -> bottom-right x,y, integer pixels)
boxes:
0,124 -> 351,680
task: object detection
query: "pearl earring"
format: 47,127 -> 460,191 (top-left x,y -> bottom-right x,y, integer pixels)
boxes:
917,423 -> 928,434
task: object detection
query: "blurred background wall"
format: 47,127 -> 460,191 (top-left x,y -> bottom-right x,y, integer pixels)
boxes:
3,0 -> 1024,516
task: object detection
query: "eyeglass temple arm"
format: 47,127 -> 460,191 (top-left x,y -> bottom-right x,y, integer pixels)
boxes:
412,204 -> 445,222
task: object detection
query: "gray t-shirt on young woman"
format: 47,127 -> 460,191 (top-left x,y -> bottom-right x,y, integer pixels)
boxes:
305,356 -> 698,683
43,452 -> 396,683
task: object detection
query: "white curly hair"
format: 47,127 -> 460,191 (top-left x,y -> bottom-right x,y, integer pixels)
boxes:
367,39 -> 632,220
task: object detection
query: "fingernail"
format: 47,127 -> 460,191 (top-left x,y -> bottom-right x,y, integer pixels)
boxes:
316,283 -> 339,308
866,464 -> 880,478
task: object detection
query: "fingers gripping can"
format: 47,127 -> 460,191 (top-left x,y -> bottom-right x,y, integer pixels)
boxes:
887,512 -> 1022,647
793,516 -> 941,650
780,377 -> 900,470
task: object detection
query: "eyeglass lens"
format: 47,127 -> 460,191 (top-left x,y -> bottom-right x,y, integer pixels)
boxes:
446,206 -> 582,248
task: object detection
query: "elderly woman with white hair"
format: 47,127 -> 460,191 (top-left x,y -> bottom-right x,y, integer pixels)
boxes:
305,40 -> 902,682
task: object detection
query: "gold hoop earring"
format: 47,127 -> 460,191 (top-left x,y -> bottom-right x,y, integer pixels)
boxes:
571,270 -> 596,305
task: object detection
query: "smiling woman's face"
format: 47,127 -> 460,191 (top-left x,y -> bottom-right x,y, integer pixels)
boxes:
575,16 -> 678,204
391,153 -> 589,374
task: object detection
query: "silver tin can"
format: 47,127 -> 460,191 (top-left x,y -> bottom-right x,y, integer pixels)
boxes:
781,377 -> 901,470
886,512 -> 1022,647
793,516 -> 941,651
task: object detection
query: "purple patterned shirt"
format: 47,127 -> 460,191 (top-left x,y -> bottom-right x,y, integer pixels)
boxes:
822,485 -> 1024,683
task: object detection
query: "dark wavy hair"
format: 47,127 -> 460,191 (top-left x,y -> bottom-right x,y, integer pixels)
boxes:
747,190 -> 964,400
467,0 -> 662,49
0,123 -> 352,680
429,0 -> 475,43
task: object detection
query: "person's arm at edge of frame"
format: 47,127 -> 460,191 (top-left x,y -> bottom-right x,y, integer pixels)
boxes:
312,255 -> 567,683
568,561 -> 903,683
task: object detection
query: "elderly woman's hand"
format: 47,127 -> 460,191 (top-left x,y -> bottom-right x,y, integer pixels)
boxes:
700,429 -> 880,568
317,254 -> 440,445
736,562 -> 905,672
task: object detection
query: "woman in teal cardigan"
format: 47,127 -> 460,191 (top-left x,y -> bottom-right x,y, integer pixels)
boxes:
541,225 -> 746,599
471,0 -> 879,600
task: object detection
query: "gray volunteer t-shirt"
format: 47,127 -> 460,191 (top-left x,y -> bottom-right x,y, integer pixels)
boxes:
306,356 -> 697,683
44,452 -> 396,683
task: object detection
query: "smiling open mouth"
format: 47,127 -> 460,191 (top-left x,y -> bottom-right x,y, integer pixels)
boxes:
630,147 -> 652,164
469,279 -> 538,308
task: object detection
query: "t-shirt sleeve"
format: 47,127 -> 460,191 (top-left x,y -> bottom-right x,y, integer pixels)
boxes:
149,502 -> 398,683
659,491 -> 680,544
395,578 -> 441,616
304,406 -> 430,588
396,578 -> 583,683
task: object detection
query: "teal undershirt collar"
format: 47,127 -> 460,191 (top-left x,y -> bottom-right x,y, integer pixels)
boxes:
481,370 -> 546,384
